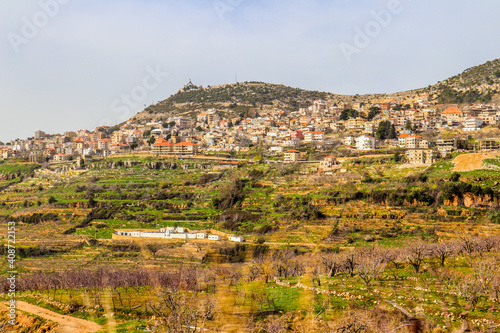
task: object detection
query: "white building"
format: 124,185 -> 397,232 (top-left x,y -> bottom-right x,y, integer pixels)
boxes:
463,117 -> 483,131
304,131 -> 324,142
356,135 -> 376,151
343,136 -> 356,146
229,236 -> 244,242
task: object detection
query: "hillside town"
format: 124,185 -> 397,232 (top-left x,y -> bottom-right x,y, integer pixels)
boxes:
1,94 -> 499,166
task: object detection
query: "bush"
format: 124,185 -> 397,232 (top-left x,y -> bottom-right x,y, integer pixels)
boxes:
449,172 -> 461,182
48,196 -> 57,204
212,179 -> 248,209
219,244 -> 247,263
253,244 -> 269,258
255,237 -> 266,244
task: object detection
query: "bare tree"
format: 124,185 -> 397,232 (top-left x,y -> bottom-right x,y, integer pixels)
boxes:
321,252 -> 344,277
356,248 -> 387,288
342,252 -> 357,277
148,287 -> 201,333
430,241 -> 458,267
458,275 -> 484,311
403,241 -> 429,274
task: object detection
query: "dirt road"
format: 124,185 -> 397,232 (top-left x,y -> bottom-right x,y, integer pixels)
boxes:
452,152 -> 500,171
13,301 -> 101,333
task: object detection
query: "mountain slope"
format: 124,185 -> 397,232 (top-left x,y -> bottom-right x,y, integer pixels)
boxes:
133,81 -> 354,121
429,58 -> 500,104
132,58 -> 500,122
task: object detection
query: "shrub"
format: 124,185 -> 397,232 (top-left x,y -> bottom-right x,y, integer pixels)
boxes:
449,172 -> 461,182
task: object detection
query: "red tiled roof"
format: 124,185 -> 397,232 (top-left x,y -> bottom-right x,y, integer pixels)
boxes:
153,138 -> 173,147
442,107 -> 462,114
175,142 -> 197,146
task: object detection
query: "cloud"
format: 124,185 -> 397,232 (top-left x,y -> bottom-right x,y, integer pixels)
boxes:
0,0 -> 500,142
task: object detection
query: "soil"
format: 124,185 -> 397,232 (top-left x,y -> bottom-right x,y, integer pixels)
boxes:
452,152 -> 500,171
2,301 -> 101,333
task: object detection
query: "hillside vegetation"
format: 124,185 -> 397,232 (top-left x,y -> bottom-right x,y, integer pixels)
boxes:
431,59 -> 500,104
134,59 -> 500,122
2,156 -> 500,331
138,81 -> 346,120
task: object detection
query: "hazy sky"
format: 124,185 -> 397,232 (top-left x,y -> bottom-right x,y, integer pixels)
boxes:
1,0 -> 500,142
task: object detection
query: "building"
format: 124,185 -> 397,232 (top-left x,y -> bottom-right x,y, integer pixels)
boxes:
343,136 -> 356,146
463,117 -> 483,131
229,236 -> 244,242
173,142 -> 198,155
151,128 -> 171,138
479,139 -> 500,151
436,138 -> 457,155
35,130 -> 46,139
345,118 -> 365,132
284,149 -> 301,162
405,135 -> 423,149
405,149 -> 436,164
319,156 -> 339,170
304,131 -> 324,142
398,133 -> 410,147
53,154 -> 68,162
441,107 -> 464,123
152,138 -> 174,155
29,151 -> 45,163
169,116 -> 193,129
356,135 -> 376,151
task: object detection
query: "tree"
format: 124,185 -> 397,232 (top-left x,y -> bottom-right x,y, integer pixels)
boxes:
130,143 -> 138,150
405,121 -> 413,131
356,248 -> 386,287
321,252 -> 344,277
376,121 -> 396,140
430,241 -> 458,267
339,109 -> 358,121
404,241 -> 429,274
48,196 -> 57,204
147,136 -> 156,145
367,107 -> 381,120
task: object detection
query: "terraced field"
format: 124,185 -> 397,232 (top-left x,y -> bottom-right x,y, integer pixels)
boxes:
1,155 -> 500,331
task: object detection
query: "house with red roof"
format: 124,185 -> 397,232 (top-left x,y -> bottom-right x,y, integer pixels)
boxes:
152,138 -> 174,155
441,107 -> 464,124
284,149 -> 301,162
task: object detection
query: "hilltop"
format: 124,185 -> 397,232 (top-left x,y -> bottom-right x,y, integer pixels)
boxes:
132,81 -> 353,121
132,58 -> 500,122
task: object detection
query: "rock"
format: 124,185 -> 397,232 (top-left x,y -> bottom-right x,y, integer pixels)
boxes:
364,235 -> 374,242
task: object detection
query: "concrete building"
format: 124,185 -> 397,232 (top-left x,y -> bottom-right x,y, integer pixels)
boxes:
356,135 -> 376,151
284,149 -> 300,162
173,142 -> 198,155
463,117 -> 483,131
405,149 -> 436,164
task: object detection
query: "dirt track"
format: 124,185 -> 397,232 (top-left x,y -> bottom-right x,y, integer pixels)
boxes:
9,301 -> 101,333
452,152 -> 500,171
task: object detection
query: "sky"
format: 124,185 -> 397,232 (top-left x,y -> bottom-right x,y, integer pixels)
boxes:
1,0 -> 500,142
